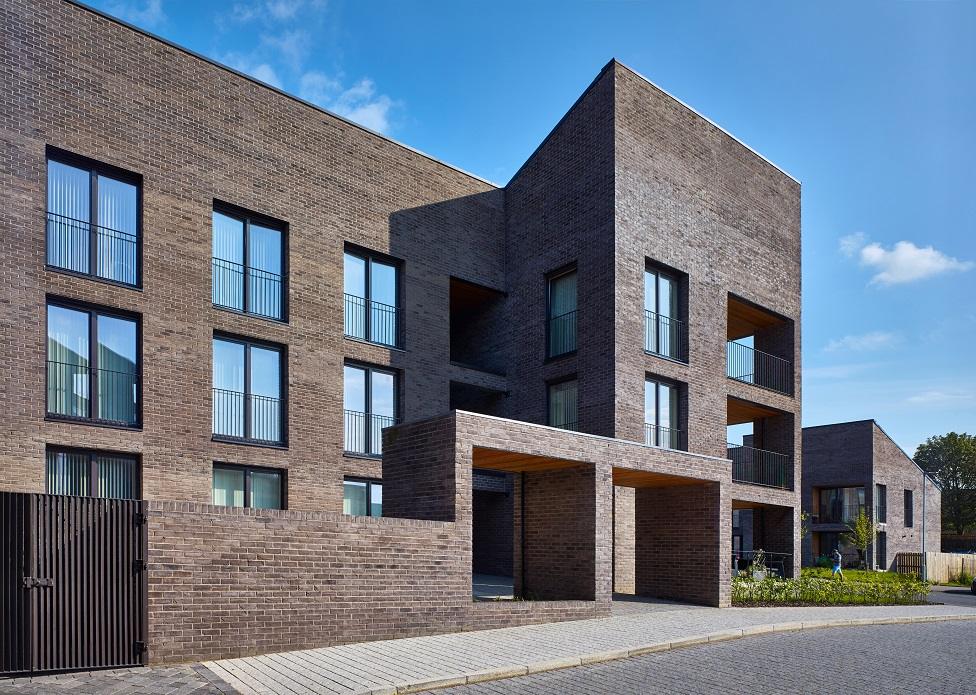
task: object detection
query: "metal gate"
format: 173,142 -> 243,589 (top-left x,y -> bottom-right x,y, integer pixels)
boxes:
1,492 -> 147,676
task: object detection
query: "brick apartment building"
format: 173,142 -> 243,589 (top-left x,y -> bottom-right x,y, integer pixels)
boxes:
1,0 -> 801,671
802,421 -> 940,569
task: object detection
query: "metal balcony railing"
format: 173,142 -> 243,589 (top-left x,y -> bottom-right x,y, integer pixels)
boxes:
212,257 -> 283,320
644,310 -> 687,362
212,388 -> 283,444
551,420 -> 579,432
547,310 -> 577,358
728,443 -> 790,489
818,503 -> 867,525
344,293 -> 400,348
46,212 -> 138,286
344,409 -> 398,456
46,360 -> 139,426
644,423 -> 684,450
726,341 -> 793,396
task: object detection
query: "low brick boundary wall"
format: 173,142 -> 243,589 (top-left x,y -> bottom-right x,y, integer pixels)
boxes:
146,501 -> 605,664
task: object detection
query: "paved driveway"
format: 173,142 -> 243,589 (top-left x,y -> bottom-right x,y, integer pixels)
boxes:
929,584 -> 976,608
437,621 -> 976,694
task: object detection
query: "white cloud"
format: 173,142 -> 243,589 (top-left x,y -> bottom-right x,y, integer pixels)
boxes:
260,29 -> 310,72
824,331 -> 899,353
839,234 -> 974,286
298,71 -> 341,103
230,1 -> 316,23
106,0 -> 165,28
299,73 -> 396,134
839,232 -> 866,258
221,54 -> 282,88
905,390 -> 975,406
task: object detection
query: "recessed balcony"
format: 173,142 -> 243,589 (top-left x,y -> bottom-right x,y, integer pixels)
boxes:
727,396 -> 793,490
727,295 -> 794,397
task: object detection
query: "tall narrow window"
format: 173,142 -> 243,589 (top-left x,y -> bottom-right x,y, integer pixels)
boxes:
46,153 -> 140,286
212,337 -> 284,444
46,447 -> 138,499
343,364 -> 397,456
47,301 -> 139,426
547,378 -> 578,431
644,267 -> 682,359
212,463 -> 284,510
904,489 -> 914,527
875,484 -> 887,523
343,478 -> 382,517
343,249 -> 400,347
212,207 -> 285,320
547,268 -> 577,358
645,378 -> 681,449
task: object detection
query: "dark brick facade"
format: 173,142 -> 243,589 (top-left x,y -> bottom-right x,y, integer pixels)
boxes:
2,0 -> 802,664
802,420 -> 941,569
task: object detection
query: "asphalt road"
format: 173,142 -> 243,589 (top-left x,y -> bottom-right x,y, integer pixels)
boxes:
437,621 -> 976,694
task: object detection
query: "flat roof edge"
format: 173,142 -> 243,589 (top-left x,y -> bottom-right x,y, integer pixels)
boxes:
65,1 -> 500,188
613,60 -> 800,185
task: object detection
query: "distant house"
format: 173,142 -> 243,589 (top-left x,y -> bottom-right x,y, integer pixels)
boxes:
802,420 -> 941,570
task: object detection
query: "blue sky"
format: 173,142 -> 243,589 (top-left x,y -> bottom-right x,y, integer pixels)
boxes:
91,0 -> 975,455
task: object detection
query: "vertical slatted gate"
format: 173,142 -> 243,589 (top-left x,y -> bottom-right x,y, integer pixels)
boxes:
895,552 -> 924,577
1,492 -> 147,676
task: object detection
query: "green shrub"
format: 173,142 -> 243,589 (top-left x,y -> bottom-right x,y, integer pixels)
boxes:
732,576 -> 930,606
801,567 -> 914,584
950,569 -> 974,587
814,555 -> 832,569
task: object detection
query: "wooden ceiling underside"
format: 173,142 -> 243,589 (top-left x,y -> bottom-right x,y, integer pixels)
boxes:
727,397 -> 783,426
472,447 -> 584,473
728,296 -> 783,341
611,468 -> 706,489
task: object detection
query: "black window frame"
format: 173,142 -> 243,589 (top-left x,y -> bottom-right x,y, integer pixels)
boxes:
44,445 -> 141,499
342,245 -> 403,349
545,263 -> 578,360
211,201 -> 289,322
212,461 -> 287,510
643,375 -> 684,450
211,333 -> 288,447
875,483 -> 887,523
644,261 -> 687,362
342,361 -> 400,457
904,489 -> 914,527
45,297 -> 143,429
342,476 -> 382,517
45,146 -> 143,289
546,373 -> 578,431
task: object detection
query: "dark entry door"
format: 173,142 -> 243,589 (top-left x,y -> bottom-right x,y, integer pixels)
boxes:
1,492 -> 147,676
876,532 -> 887,570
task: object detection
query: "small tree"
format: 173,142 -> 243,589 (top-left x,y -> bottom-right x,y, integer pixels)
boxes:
800,510 -> 811,540
842,510 -> 877,570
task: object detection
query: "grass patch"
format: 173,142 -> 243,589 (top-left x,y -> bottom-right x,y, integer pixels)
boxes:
800,567 -> 916,584
733,576 -> 930,607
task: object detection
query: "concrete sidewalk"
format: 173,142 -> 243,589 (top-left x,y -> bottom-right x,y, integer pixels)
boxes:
203,599 -> 976,695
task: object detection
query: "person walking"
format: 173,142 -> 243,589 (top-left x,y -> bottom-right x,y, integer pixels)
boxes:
832,548 -> 844,581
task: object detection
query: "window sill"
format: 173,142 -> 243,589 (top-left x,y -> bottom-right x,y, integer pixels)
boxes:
212,436 -> 288,450
343,335 -> 406,352
342,451 -> 383,461
644,350 -> 689,366
45,415 -> 142,431
544,349 -> 577,365
45,265 -> 142,291
213,303 -> 288,325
